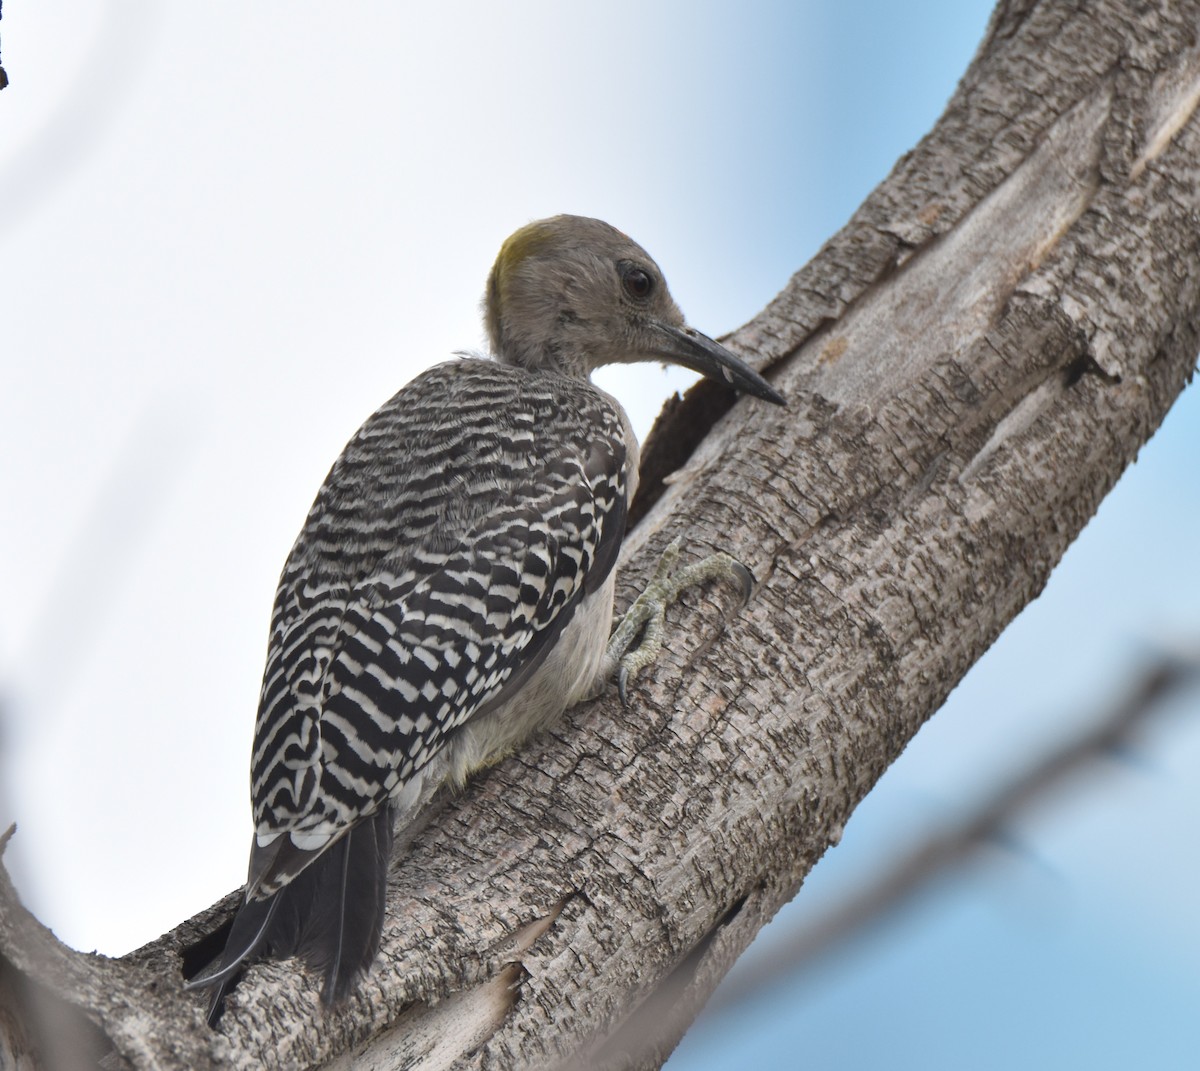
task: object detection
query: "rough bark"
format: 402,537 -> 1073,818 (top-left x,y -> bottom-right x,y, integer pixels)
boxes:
4,0 -> 1200,1067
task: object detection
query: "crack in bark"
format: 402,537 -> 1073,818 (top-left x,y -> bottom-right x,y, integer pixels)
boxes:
808,83 -> 1113,407
6,3 -> 1200,1067
1131,42 -> 1200,180
324,903 -> 570,1071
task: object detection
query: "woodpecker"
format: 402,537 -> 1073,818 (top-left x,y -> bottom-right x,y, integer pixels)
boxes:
190,215 -> 784,1023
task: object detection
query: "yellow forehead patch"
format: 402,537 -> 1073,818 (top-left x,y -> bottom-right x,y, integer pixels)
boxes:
495,220 -> 558,277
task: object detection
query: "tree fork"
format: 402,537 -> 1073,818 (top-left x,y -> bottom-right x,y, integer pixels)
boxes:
3,1 -> 1199,1067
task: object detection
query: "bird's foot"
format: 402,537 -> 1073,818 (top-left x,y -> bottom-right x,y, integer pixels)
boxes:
603,538 -> 753,705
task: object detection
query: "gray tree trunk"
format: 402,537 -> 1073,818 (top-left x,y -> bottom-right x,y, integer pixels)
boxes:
4,0 -> 1199,1067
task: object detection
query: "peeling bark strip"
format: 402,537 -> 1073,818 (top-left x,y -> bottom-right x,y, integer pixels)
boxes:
3,1 -> 1200,1067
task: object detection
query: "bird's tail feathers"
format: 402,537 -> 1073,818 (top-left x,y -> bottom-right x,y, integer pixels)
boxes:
193,806 -> 394,1023
186,893 -> 282,1025
287,804 -> 393,1004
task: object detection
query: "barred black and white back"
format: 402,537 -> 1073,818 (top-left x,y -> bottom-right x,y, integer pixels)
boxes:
195,358 -> 633,1020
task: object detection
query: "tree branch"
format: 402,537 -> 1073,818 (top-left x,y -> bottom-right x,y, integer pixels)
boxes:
702,652 -> 1200,1021
3,1 -> 1200,1067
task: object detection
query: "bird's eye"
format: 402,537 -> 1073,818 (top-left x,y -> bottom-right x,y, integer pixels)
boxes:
621,266 -> 654,300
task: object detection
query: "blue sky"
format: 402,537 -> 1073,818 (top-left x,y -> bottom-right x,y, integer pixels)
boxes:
2,3 -> 1197,1067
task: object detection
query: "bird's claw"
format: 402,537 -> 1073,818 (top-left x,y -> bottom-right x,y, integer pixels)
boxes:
605,538 -> 756,705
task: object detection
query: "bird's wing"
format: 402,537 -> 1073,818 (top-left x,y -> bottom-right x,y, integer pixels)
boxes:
245,359 -> 630,897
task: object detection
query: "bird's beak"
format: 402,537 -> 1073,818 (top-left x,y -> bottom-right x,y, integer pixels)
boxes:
648,321 -> 786,405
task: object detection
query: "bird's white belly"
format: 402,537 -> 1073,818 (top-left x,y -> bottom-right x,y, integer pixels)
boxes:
442,571 -> 618,787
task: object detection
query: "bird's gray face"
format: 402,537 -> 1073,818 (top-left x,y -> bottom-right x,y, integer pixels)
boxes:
485,215 -> 783,405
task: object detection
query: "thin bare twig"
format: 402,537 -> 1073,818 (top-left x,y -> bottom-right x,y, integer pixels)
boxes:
704,652 -> 1200,1018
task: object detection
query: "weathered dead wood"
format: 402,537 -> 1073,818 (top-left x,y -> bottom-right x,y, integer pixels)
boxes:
3,1 -> 1199,1067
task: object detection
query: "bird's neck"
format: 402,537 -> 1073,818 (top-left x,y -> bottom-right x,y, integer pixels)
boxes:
495,342 -> 594,382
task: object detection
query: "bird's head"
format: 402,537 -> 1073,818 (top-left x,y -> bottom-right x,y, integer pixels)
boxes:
484,215 -> 784,405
